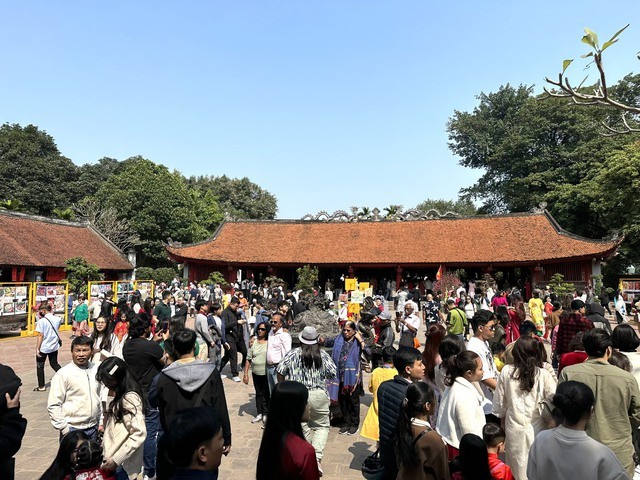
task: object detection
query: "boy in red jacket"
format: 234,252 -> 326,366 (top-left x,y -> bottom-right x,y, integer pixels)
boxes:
483,423 -> 514,480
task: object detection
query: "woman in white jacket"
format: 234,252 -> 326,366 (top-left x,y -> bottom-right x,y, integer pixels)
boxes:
436,350 -> 486,453
96,356 -> 147,480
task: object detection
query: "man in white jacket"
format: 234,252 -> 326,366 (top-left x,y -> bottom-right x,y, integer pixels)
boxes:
47,336 -> 101,439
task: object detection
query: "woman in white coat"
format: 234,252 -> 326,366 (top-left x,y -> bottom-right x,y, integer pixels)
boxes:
436,350 -> 486,454
493,336 -> 557,480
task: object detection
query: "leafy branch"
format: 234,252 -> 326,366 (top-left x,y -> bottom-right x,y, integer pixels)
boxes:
544,24 -> 640,135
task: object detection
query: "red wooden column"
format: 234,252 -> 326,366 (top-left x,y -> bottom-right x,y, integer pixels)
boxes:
396,266 -> 403,288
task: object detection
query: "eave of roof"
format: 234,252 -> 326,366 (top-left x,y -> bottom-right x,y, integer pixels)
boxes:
165,210 -> 620,266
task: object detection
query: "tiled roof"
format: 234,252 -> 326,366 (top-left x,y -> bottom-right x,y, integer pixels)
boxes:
166,211 -> 620,266
0,211 -> 133,271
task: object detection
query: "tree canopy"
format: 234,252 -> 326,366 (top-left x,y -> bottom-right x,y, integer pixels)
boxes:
0,124 -> 77,215
187,175 -> 278,220
414,198 -> 476,216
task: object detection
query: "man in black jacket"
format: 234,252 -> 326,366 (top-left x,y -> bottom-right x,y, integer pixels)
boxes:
377,347 -> 424,480
218,297 -> 243,381
0,364 -> 27,480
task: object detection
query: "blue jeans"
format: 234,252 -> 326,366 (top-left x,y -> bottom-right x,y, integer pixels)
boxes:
115,466 -> 128,480
267,365 -> 278,393
144,408 -> 162,477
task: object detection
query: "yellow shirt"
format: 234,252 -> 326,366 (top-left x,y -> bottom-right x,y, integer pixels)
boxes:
361,366 -> 398,441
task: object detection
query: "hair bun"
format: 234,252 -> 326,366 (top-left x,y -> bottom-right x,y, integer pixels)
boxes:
552,392 -> 570,411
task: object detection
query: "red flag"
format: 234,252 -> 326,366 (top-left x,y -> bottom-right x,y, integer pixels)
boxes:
436,265 -> 443,281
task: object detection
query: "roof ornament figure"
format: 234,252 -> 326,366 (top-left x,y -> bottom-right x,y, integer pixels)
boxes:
531,202 -> 548,214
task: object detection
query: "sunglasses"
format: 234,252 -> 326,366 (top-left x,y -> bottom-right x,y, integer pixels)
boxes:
483,324 -> 496,331
257,327 -> 267,331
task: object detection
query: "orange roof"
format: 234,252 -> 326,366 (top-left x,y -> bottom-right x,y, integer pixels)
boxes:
0,211 -> 133,271
166,211 -> 620,266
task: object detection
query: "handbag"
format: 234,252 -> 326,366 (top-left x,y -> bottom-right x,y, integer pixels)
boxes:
44,316 -> 63,347
361,448 -> 384,480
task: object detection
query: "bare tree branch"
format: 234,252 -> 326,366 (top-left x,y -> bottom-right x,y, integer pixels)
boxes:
73,199 -> 141,252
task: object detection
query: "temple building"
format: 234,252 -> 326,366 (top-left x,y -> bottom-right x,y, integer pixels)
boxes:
165,209 -> 620,293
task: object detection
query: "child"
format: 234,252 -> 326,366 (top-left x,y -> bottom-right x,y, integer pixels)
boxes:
361,346 -> 398,442
491,342 -> 506,373
482,423 -> 514,480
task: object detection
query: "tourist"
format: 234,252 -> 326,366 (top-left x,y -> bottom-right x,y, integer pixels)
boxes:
492,336 -> 557,479
527,380 -> 628,479
482,423 -> 514,480
39,430 -> 90,480
503,320 -> 537,364
165,407 -> 225,480
422,323 -> 446,384
122,314 -> 165,480
0,364 -> 27,480
422,293 -> 441,325
34,303 -> 63,392
608,350 -> 633,372
256,380 -> 320,480
559,328 -> 640,477
361,346 -> 397,443
194,300 -> 215,362
173,295 -> 189,330
323,320 -> 366,436
219,297 -> 244,382
434,334 -> 466,394
445,299 -> 468,339
74,294 -> 90,338
455,434 -> 492,480
528,290 -> 545,336
152,291 -> 172,331
47,336 -> 101,439
207,302 -> 226,370
243,320 -> 270,425
463,295 -> 476,321
90,317 -> 113,364
377,347 -> 424,480
395,382 -> 449,480
558,331 -> 588,374
466,310 -> 499,417
277,327 -> 337,475
586,302 -> 612,334
155,329 -> 231,448
100,290 -> 116,320
396,303 -> 420,348
265,312 -> 292,391
554,299 -> 594,360
436,351 -> 486,454
611,323 -> 640,384
96,356 -> 146,479
614,288 -> 628,324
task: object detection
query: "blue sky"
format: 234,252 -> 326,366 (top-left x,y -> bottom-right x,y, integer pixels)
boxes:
1,2 -> 638,218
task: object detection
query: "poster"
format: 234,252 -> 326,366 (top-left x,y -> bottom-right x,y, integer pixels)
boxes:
90,283 -> 113,299
3,303 -> 14,314
15,300 -> 27,314
15,286 -> 27,298
36,285 -> 47,300
350,290 -> 365,304
3,287 -> 16,299
358,282 -> 370,292
136,282 -> 152,300
54,295 -> 65,313
364,287 -> 373,297
345,278 -> 357,291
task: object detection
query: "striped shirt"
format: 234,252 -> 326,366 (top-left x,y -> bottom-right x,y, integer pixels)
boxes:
277,348 -> 338,391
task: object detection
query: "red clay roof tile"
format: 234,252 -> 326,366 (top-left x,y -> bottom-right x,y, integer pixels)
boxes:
0,211 -> 133,271
166,212 -> 619,266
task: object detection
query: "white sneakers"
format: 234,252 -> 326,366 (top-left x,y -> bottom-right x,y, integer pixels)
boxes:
232,376 -> 241,382
251,414 -> 263,423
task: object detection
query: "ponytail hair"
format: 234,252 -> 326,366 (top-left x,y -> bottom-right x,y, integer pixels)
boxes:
444,350 -> 479,386
395,382 -> 436,469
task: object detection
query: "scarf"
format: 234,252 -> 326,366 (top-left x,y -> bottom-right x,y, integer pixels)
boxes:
327,334 -> 361,401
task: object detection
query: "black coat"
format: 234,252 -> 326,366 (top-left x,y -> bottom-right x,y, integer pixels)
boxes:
0,365 -> 27,480
377,375 -> 411,479
221,306 -> 240,341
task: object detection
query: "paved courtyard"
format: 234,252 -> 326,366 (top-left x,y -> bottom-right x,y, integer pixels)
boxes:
0,328 -> 378,480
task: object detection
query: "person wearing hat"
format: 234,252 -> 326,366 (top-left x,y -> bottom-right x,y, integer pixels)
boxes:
371,311 -> 395,369
277,326 -> 337,476
554,299 -> 594,360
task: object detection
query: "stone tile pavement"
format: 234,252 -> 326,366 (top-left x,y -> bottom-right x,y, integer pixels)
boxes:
0,329 -> 379,480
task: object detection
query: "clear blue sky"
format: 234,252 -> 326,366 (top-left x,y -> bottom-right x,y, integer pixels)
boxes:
1,2 -> 638,218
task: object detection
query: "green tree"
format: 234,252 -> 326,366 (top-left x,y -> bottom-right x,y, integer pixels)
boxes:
295,265 -> 319,293
74,157 -> 122,201
547,273 -> 575,298
415,199 -> 476,216
64,257 -> 104,296
187,175 -> 278,220
208,271 -> 228,286
383,205 -> 403,218
0,123 -> 78,215
92,157 -> 221,267
135,267 -> 155,281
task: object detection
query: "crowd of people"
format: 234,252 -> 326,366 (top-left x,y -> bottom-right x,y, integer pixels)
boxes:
1,277 -> 640,480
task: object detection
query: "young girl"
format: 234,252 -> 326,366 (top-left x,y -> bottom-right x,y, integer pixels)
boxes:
256,381 -> 319,480
90,317 -> 113,364
396,382 -> 449,480
40,431 -> 114,480
456,434 -> 492,480
243,320 -> 270,425
96,357 -> 146,480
